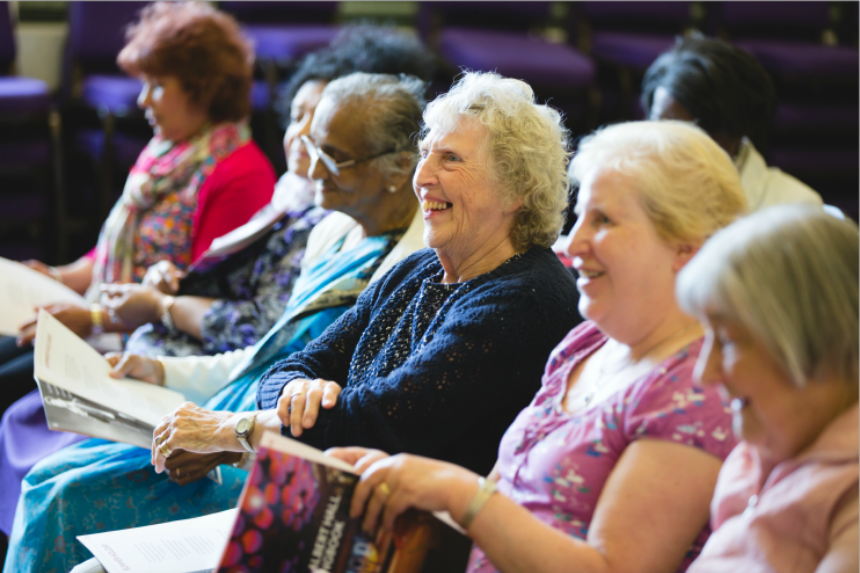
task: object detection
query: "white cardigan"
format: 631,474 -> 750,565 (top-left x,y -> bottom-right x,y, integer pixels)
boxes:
158,209 -> 426,405
737,138 -> 823,211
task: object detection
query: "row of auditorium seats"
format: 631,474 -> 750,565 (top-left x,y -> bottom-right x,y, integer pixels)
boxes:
0,1 -> 857,264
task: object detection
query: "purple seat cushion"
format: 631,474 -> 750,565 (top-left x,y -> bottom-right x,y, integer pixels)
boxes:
439,28 -> 596,91
0,141 -> 50,167
736,40 -> 859,80
81,75 -> 143,115
590,32 -> 677,70
0,77 -> 50,116
76,128 -> 149,165
243,25 -> 340,61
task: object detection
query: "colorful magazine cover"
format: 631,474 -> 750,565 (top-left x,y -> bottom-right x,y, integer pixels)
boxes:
215,434 -> 472,573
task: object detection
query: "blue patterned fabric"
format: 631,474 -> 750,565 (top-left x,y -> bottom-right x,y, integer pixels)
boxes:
3,230 -> 403,573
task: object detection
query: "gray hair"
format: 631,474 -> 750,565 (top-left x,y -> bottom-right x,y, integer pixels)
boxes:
421,71 -> 571,251
570,120 -> 748,245
677,205 -> 859,387
322,72 -> 426,177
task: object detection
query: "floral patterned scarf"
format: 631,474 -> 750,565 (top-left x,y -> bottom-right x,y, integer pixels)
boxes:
85,122 -> 250,301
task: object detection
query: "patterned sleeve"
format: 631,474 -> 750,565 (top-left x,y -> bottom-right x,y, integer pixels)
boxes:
198,253 -> 304,353
622,347 -> 737,462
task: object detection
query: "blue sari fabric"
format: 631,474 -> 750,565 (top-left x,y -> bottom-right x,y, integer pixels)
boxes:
4,232 -> 400,573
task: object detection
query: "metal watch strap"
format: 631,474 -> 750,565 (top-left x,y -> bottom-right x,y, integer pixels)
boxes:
161,296 -> 177,334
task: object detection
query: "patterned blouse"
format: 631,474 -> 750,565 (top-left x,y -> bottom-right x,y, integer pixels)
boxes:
125,206 -> 328,357
468,321 -> 737,573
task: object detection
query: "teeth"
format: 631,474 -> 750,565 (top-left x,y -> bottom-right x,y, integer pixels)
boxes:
730,397 -> 749,412
422,200 -> 450,211
579,270 -> 602,278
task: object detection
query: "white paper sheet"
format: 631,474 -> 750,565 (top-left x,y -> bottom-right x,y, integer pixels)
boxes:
78,509 -> 238,573
34,309 -> 186,427
0,257 -> 88,335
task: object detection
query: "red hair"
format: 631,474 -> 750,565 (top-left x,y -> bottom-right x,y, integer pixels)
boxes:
117,2 -> 253,122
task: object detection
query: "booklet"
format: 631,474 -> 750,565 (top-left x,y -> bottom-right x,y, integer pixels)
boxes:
214,431 -> 472,573
33,309 -> 187,449
76,432 -> 473,573
0,256 -> 122,352
78,509 -> 239,573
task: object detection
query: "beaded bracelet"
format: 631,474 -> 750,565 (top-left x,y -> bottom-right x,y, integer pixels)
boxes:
460,476 -> 497,531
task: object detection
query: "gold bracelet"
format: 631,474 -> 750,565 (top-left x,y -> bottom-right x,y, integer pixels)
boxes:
460,476 -> 497,531
90,304 -> 104,335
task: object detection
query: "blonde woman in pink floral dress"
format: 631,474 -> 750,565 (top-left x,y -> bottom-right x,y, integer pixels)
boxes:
326,120 -> 749,573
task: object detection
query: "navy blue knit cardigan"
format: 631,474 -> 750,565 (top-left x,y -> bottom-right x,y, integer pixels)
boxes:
257,246 -> 581,475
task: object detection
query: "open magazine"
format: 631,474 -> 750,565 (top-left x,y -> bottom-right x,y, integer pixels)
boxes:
77,431 -> 473,573
0,256 -> 122,352
33,309 -> 223,483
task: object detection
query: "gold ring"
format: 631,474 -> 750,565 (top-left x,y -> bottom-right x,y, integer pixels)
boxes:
155,434 -> 166,445
175,467 -> 180,476
159,443 -> 172,457
291,392 -> 306,399
378,482 -> 392,498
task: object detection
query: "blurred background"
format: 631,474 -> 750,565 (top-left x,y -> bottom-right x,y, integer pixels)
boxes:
0,1 -> 857,266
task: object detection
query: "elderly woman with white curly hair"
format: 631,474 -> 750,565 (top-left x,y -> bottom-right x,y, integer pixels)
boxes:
680,205 -> 858,573
144,71 -> 582,478
328,120 -> 749,573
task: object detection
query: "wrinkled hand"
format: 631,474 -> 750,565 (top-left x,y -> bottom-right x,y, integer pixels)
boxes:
350,454 -> 479,534
17,302 -> 90,346
151,403 -> 237,473
142,260 -> 183,294
21,259 -> 57,280
106,353 -> 165,386
164,450 -> 242,486
326,446 -> 390,473
100,283 -> 165,328
276,378 -> 342,437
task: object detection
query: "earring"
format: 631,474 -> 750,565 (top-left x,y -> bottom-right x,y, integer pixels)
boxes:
388,185 -> 397,193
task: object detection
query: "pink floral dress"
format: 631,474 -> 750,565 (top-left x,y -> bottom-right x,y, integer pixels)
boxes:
468,321 -> 737,573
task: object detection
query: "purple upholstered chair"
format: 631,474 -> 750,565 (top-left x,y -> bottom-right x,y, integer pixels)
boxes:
64,2 -> 150,220
576,2 -> 693,72
713,2 -> 859,219
0,2 -> 62,260
418,2 -> 595,129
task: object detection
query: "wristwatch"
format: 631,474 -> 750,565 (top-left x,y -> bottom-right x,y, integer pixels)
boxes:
234,413 -> 257,452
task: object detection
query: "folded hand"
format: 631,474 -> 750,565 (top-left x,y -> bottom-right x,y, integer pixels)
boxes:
164,450 -> 242,486
276,378 -> 342,437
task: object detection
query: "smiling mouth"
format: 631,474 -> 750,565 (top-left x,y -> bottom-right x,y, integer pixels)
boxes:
578,270 -> 604,279
422,200 -> 452,212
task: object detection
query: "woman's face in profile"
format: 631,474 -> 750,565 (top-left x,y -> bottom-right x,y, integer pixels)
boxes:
695,315 -> 850,464
284,80 -> 327,178
137,74 -> 209,142
562,168 -> 679,342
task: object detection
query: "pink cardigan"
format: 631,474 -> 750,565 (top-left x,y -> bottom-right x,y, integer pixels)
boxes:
689,403 -> 859,573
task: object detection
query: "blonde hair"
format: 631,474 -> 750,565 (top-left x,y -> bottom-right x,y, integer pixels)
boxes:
678,205 -> 859,387
421,72 -> 571,250
569,120 -> 748,244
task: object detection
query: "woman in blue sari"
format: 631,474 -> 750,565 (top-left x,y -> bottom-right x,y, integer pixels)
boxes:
4,73 -> 426,573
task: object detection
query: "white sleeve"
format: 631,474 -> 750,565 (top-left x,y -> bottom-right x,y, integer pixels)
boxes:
157,346 -> 255,406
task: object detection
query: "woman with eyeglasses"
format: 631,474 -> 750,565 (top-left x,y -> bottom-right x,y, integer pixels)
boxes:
4,72 -> 428,573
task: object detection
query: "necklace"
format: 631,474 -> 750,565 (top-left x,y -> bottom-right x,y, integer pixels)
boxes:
579,321 -> 701,408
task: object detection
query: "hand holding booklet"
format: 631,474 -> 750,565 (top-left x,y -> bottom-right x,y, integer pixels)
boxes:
0,256 -> 122,351
33,309 -> 187,450
77,431 -> 472,573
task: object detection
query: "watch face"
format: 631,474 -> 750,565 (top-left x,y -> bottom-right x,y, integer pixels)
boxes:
236,418 -> 250,435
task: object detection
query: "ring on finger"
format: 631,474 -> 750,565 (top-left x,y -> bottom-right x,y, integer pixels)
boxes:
291,391 -> 306,399
175,467 -> 180,476
155,434 -> 166,445
159,443 -> 172,457
378,482 -> 392,498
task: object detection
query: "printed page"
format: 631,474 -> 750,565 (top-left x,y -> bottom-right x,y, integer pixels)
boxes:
34,309 -> 186,427
78,509 -> 238,573
0,257 -> 87,335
